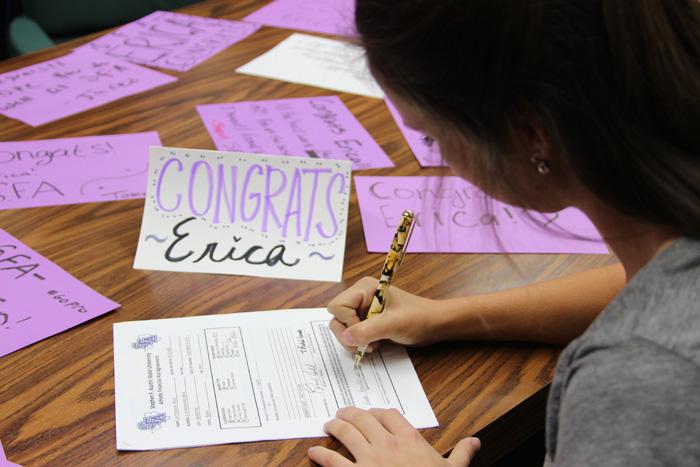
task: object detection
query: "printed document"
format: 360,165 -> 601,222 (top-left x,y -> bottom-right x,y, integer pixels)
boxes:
114,308 -> 437,450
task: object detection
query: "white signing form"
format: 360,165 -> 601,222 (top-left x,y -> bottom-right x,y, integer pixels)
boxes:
113,308 -> 438,450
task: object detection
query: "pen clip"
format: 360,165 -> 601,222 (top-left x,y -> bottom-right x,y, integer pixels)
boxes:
397,214 -> 415,267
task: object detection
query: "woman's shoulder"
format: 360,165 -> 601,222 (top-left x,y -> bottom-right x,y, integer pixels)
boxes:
574,237 -> 700,367
547,335 -> 700,466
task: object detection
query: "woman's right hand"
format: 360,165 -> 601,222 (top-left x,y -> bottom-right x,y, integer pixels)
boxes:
327,276 -> 445,353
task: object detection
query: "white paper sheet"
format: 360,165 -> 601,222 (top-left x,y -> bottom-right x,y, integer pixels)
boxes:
133,147 -> 351,281
236,33 -> 384,98
114,308 -> 438,450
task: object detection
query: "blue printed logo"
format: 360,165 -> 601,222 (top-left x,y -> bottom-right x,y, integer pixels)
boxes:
131,334 -> 160,350
137,412 -> 168,432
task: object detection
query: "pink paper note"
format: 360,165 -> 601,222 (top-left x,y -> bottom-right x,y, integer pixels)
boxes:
0,50 -> 176,127
385,99 -> 446,167
0,229 -> 119,358
355,176 -> 608,254
244,0 -> 355,37
197,96 -> 394,170
0,441 -> 22,467
80,11 -> 261,72
0,132 -> 161,210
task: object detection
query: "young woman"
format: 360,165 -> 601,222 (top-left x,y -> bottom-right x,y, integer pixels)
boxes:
308,0 -> 700,465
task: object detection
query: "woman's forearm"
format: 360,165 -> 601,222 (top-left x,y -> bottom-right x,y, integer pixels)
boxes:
434,263 -> 626,345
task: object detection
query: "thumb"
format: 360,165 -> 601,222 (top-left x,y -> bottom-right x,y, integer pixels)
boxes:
342,314 -> 394,347
447,437 -> 480,466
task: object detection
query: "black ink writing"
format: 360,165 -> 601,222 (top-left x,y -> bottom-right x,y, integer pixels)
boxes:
47,290 -> 88,313
0,244 -> 41,279
164,217 -> 300,267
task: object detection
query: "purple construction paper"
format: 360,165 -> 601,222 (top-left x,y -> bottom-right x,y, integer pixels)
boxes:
0,132 -> 161,210
0,441 -> 22,467
0,228 -> 119,358
0,50 -> 177,127
385,99 -> 446,167
80,11 -> 261,72
197,96 -> 394,170
355,176 -> 608,254
244,0 -> 355,37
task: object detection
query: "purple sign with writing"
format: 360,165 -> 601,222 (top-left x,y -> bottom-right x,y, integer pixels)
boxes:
0,228 -> 119,358
134,147 -> 352,282
0,132 -> 161,210
385,99 -> 445,167
244,0 -> 355,37
355,176 -> 608,254
80,11 -> 261,72
0,50 -> 176,127
197,96 -> 393,170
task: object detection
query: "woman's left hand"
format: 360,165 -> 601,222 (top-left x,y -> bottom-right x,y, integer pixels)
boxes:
308,407 -> 480,466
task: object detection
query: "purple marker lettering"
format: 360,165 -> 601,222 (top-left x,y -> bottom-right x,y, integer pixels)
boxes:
261,165 -> 288,233
452,211 -> 478,228
378,204 -> 398,228
282,168 -> 303,238
394,188 -> 415,199
0,151 -> 15,163
118,37 -> 171,63
317,172 -> 345,238
240,164 -> 263,222
33,181 -> 64,198
213,163 -> 237,225
188,160 -> 213,216
369,181 -> 389,199
302,168 -> 331,241
152,18 -> 203,37
0,244 -> 17,255
12,181 -> 30,199
156,158 -> 183,212
17,150 -> 32,162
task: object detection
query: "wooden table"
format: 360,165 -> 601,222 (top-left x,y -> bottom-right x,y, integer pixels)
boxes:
0,1 -> 616,465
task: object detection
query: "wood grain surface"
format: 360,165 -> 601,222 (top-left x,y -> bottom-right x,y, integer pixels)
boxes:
0,1 -> 617,465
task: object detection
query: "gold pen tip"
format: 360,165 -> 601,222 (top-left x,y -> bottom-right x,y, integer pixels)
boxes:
353,353 -> 362,368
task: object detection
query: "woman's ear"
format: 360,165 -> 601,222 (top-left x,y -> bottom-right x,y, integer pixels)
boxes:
514,110 -> 553,163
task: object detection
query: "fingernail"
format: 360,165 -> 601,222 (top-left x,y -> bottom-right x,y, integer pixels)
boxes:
470,437 -> 481,451
341,329 -> 356,345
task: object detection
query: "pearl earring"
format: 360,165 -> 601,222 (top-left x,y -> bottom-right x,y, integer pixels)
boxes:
530,154 -> 550,174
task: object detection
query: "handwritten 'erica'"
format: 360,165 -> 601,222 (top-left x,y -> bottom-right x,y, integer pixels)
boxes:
164,216 -> 300,267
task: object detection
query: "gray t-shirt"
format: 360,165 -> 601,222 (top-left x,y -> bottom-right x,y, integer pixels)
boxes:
544,237 -> 700,466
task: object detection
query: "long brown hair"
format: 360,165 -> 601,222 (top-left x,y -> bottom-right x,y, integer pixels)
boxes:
356,0 -> 700,237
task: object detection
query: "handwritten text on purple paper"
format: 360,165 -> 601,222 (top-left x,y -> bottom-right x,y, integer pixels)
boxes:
197,96 -> 393,170
244,0 -> 355,37
81,11 -> 260,72
0,50 -> 176,126
0,132 -> 161,210
355,176 -> 607,254
0,229 -> 119,358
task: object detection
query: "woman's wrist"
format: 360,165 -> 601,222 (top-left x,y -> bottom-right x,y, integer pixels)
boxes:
425,296 -> 483,343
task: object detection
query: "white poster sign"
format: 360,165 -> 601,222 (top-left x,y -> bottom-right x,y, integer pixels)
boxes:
134,147 -> 351,281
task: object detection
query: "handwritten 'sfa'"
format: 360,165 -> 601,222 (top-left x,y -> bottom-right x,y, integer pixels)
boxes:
0,50 -> 176,126
0,132 -> 160,210
0,228 -> 119,358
